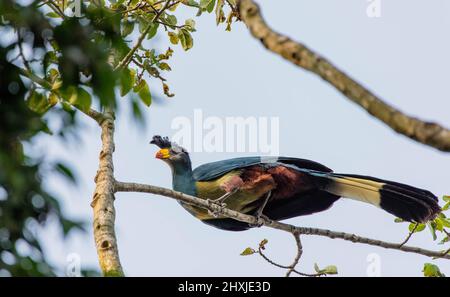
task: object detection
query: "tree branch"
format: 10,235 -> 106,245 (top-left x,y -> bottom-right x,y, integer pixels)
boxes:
236,0 -> 450,152
80,108 -> 106,125
17,67 -> 106,125
286,232 -> 302,277
91,109 -> 124,276
114,181 -> 450,260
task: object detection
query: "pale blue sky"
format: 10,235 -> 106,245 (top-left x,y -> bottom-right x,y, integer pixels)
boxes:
34,0 -> 450,276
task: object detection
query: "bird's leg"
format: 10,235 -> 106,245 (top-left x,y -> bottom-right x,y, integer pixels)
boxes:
206,188 -> 238,217
214,188 -> 238,204
250,191 -> 272,227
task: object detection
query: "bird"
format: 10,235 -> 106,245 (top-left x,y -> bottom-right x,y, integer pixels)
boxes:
150,135 -> 441,231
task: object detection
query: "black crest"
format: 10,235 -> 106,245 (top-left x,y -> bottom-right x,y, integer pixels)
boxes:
150,135 -> 171,149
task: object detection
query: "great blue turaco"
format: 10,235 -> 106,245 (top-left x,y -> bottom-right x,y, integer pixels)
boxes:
151,135 -> 441,231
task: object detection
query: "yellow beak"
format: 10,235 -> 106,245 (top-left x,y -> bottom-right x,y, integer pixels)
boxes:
155,148 -> 170,159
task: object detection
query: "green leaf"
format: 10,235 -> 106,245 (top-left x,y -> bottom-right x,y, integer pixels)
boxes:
240,247 -> 255,256
199,0 -> 212,9
436,218 -> 444,231
442,218 -> 450,228
134,80 -> 152,106
443,195 -> 450,202
138,17 -> 149,33
158,62 -> 171,71
428,221 -> 437,241
61,101 -> 74,113
439,236 -> 449,245
122,20 -> 134,37
323,265 -> 338,275
69,87 -> 92,113
409,223 -> 425,233
185,18 -> 196,31
56,163 -> 76,184
48,68 -> 59,82
147,23 -> 159,39
314,263 -> 338,275
313,263 -> 321,273
206,0 -> 216,12
394,218 -> 404,223
199,0 -> 216,12
442,202 -> 450,211
43,51 -> 58,71
178,28 -> 193,51
166,14 -> 177,27
27,91 -> 51,115
183,0 -> 200,8
423,263 -> 445,277
48,93 -> 59,106
120,68 -> 136,96
46,11 -> 61,18
168,32 -> 179,44
215,0 -> 225,25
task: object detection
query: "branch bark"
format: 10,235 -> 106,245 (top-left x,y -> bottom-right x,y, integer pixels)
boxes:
236,0 -> 450,152
91,109 -> 124,276
285,232 -> 302,277
114,181 -> 450,260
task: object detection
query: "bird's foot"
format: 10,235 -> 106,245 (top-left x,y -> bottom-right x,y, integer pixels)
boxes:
249,214 -> 270,228
206,199 -> 227,218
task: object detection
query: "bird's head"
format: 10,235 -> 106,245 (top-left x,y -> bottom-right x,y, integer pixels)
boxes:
150,135 -> 190,168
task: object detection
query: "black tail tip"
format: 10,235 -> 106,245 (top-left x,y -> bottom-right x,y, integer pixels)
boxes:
379,184 -> 441,223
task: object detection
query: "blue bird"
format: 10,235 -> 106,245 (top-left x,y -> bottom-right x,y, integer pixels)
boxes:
151,135 -> 441,231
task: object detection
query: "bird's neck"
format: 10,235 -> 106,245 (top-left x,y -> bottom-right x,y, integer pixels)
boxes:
171,159 -> 196,196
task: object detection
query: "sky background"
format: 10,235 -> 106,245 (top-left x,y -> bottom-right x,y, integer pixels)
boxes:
32,0 -> 450,276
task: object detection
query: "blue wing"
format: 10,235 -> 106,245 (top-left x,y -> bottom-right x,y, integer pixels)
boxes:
192,156 -> 332,181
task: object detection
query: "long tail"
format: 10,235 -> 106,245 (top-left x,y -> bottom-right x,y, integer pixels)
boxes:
310,172 -> 441,223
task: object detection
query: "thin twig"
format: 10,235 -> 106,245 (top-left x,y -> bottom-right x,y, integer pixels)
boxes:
114,0 -> 173,71
155,20 -> 187,29
257,245 -> 322,277
398,223 -> 418,248
46,0 -> 66,18
442,229 -> 450,256
17,30 -> 32,72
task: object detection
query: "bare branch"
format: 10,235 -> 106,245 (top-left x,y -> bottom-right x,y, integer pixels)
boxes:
236,0 -> 450,152
257,245 -> 321,277
79,108 -> 106,125
114,181 -> 450,260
